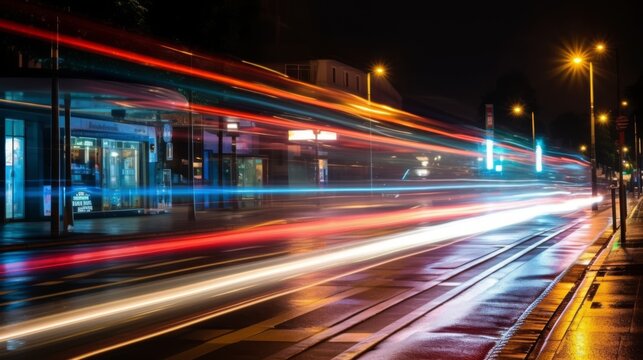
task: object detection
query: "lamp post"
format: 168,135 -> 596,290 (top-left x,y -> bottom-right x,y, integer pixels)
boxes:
511,104 -> 536,149
512,104 -> 541,173
366,65 -> 386,191
571,55 -> 598,211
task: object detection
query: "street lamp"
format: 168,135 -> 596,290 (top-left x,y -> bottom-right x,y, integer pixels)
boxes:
598,112 -> 609,124
570,52 -> 598,210
366,65 -> 387,191
511,104 -> 536,150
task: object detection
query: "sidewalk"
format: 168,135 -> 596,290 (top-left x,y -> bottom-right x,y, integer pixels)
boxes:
536,202 -> 643,360
500,196 -> 643,360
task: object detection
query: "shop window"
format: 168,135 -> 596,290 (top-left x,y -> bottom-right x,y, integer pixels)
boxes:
5,119 -> 25,220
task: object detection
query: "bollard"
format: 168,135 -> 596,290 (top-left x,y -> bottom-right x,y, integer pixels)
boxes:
611,185 -> 617,233
620,185 -> 627,247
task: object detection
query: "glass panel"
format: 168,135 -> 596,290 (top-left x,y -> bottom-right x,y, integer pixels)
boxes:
71,137 -> 100,186
5,136 -> 25,219
319,158 -> 328,184
101,139 -> 141,210
5,119 -> 25,137
5,137 -> 12,218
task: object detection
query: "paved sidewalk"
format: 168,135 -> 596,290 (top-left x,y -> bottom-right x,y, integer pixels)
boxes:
534,201 -> 643,360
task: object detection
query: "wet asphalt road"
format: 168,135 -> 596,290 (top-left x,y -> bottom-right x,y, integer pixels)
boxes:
0,204 -> 611,359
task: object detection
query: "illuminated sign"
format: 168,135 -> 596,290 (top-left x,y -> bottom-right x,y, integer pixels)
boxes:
288,130 -> 337,141
43,185 -> 51,216
536,144 -> 543,173
288,130 -> 315,141
486,139 -> 494,170
72,190 -> 94,213
317,131 -> 337,141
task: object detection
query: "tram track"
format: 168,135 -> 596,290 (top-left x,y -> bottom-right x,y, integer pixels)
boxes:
265,220 -> 583,360
96,218 -> 584,360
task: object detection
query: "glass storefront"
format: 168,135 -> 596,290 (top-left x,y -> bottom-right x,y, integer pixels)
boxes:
5,119 -> 25,220
70,136 -> 142,213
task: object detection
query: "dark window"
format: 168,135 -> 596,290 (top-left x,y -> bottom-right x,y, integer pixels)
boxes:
332,67 -> 336,83
356,76 -> 360,91
345,72 -> 349,87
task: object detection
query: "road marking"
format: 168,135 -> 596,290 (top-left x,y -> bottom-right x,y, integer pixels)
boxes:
0,251 -> 289,307
137,257 -> 205,270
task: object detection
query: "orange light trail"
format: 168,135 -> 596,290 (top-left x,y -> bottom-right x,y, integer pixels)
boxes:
3,198 -> 554,275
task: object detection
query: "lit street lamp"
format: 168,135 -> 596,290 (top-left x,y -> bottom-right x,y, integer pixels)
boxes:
366,65 -> 387,191
570,48 -> 600,210
367,65 -> 386,103
511,104 -> 536,149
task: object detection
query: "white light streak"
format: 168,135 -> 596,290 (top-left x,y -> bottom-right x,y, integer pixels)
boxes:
0,196 -> 601,345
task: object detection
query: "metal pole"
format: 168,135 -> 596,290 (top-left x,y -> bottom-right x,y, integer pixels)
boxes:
367,72 -> 371,103
187,89 -> 196,221
531,111 -> 536,150
367,72 -> 373,193
636,121 -> 640,198
634,119 -> 643,199
50,17 -> 61,238
314,130 -> 320,187
231,134 -> 237,209
217,117 -> 223,208
63,94 -> 74,231
611,185 -> 617,232
589,62 -> 598,211
619,132 -> 626,245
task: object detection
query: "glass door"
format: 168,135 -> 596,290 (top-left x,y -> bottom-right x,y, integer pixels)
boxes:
102,139 -> 141,210
5,119 -> 25,220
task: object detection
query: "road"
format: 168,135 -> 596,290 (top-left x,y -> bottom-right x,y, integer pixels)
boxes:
0,187 -> 607,359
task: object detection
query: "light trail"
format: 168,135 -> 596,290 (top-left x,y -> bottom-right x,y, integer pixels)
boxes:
1,196 -> 557,275
0,196 -> 601,346
0,17 -> 587,167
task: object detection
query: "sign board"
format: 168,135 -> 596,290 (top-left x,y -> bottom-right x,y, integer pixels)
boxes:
616,115 -> 629,131
166,142 -> 174,161
485,104 -> 494,130
162,124 -> 172,143
288,130 -> 315,141
72,190 -> 94,213
43,185 -> 51,216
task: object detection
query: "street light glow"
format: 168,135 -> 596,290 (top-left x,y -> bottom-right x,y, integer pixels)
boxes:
580,145 -> 587,152
512,105 -> 524,116
598,113 -> 608,123
373,65 -> 386,76
572,56 -> 583,64
621,100 -> 629,107
595,43 -> 606,53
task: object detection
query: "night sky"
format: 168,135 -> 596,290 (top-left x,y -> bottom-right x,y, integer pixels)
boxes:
37,0 -> 643,126
306,0 -> 643,122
